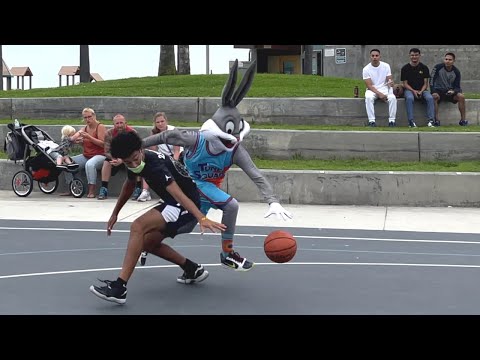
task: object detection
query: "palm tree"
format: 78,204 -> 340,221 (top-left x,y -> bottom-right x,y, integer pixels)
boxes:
177,45 -> 190,75
158,45 -> 176,76
79,45 -> 90,83
0,45 -> 3,90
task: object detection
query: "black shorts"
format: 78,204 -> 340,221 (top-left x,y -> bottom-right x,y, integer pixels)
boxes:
153,202 -> 198,238
432,90 -> 458,104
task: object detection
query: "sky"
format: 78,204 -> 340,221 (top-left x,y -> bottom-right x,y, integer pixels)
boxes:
2,45 -> 251,89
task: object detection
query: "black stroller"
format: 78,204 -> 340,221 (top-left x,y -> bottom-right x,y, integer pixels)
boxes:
8,123 -> 86,198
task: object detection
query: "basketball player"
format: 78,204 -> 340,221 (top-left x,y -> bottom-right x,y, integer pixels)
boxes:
89,131 -> 226,305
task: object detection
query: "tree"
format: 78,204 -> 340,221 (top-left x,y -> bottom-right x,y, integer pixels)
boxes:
79,45 -> 91,83
158,45 -> 176,76
0,45 -> 3,91
177,45 -> 191,75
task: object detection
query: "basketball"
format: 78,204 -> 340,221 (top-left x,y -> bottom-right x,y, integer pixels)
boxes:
264,230 -> 297,263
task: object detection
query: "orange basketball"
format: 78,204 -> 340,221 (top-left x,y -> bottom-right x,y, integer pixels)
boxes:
264,230 -> 297,263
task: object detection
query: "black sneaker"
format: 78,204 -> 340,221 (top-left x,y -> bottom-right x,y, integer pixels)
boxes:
176,264 -> 209,284
89,279 -> 127,304
220,251 -> 254,272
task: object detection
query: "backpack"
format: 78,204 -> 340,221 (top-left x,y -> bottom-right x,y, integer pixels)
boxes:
3,123 -> 26,161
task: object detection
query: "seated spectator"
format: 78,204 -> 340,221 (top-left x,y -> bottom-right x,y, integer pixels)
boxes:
400,47 -> 436,128
137,112 -> 182,202
430,52 -> 468,126
362,48 -> 397,127
98,114 -> 141,200
49,125 -> 81,170
62,108 -> 106,198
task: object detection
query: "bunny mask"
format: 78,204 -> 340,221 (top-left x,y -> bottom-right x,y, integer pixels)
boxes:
200,59 -> 256,152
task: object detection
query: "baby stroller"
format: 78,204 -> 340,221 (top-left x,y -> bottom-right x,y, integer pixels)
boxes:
8,123 -> 86,198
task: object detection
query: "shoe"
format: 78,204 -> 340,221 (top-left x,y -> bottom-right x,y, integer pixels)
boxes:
434,119 -> 441,127
427,120 -> 434,127
176,264 -> 209,284
131,187 -> 142,200
139,251 -> 148,266
459,120 -> 469,126
368,121 -> 376,127
220,251 -> 254,272
97,186 -> 108,200
388,121 -> 396,127
408,120 -> 417,128
137,189 -> 151,202
89,279 -> 127,305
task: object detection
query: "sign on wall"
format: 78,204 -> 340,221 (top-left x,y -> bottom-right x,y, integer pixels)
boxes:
335,48 -> 346,64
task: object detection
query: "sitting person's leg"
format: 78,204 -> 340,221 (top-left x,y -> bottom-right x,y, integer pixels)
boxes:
422,91 -> 436,126
98,160 -> 112,200
137,178 -> 151,202
85,155 -> 106,198
454,93 -> 467,125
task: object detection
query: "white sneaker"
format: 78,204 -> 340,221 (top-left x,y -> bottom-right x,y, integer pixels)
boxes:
137,189 -> 151,202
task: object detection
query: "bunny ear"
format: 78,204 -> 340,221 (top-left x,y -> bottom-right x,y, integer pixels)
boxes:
231,59 -> 257,107
221,59 -> 238,107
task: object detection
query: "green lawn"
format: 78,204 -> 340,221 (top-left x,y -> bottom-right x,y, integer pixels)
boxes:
1,74 -> 480,171
1,73 -> 480,99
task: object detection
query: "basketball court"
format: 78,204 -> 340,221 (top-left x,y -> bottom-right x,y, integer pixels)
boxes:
2,212 -> 480,314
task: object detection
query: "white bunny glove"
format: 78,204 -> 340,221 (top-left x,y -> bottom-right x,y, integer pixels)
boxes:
264,202 -> 293,221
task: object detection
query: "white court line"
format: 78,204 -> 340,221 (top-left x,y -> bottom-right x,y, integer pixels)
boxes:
1,226 -> 480,245
1,262 -> 480,280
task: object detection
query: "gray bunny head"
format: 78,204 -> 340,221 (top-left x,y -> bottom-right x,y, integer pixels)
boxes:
200,59 -> 256,150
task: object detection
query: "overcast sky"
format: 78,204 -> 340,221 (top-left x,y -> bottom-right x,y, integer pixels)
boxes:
2,45 -> 251,89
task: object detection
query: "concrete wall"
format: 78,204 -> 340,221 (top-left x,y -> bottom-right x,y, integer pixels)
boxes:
1,160 -> 479,207
3,125 -> 480,162
322,45 -> 480,92
0,96 -> 477,127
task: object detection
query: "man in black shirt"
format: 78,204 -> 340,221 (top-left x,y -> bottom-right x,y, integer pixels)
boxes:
89,131 -> 226,305
400,48 -> 436,127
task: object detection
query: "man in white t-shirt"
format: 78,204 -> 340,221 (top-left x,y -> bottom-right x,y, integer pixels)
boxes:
362,49 -> 397,127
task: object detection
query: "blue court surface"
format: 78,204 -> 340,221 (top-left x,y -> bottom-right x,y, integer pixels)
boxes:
2,218 -> 480,315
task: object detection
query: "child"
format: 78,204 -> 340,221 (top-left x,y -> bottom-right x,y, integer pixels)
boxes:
49,125 -> 80,170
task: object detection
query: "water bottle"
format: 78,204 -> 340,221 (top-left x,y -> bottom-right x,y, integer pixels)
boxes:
14,119 -> 20,129
354,86 -> 359,98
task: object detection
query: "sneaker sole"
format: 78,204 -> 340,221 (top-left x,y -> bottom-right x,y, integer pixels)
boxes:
89,285 -> 126,305
176,270 -> 209,284
221,263 -> 255,272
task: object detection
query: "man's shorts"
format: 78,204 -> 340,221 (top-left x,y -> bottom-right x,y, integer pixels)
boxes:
153,202 -> 198,238
432,90 -> 458,104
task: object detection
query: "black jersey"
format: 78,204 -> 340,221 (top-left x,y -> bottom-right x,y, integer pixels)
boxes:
127,149 -> 199,206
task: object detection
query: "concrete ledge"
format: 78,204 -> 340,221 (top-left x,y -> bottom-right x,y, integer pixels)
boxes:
3,125 -> 480,162
0,97 -> 478,127
1,159 -> 479,207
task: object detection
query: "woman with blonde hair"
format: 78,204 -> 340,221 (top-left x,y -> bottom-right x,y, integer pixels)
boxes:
61,108 -> 106,198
